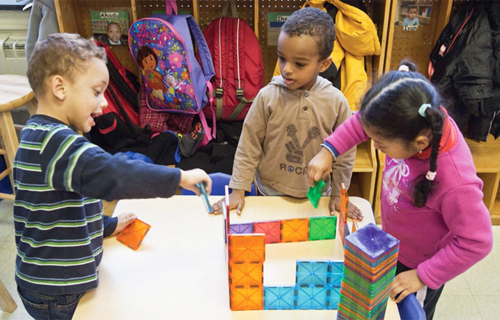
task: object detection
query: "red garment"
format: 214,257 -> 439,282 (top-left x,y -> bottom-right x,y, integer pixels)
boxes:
415,107 -> 458,160
139,83 -> 193,134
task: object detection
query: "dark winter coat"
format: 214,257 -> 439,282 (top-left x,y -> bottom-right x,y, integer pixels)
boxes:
430,0 -> 500,141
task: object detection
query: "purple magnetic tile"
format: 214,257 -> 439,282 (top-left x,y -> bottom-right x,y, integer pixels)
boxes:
345,223 -> 399,260
230,223 -> 254,234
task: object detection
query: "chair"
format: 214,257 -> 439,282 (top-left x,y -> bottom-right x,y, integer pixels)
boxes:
397,293 -> 426,320
181,172 -> 257,196
0,74 -> 37,201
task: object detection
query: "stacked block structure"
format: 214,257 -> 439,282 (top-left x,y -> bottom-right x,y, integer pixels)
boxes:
230,216 -> 337,243
228,234 -> 266,310
227,215 -> 340,311
264,260 -> 343,310
337,223 -> 400,320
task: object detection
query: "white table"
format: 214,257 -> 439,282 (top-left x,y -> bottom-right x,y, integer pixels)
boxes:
73,196 -> 399,320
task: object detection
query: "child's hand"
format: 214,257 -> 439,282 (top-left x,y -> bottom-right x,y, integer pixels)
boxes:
329,196 -> 364,220
179,169 -> 212,196
211,189 -> 245,215
308,148 -> 334,187
390,269 -> 425,303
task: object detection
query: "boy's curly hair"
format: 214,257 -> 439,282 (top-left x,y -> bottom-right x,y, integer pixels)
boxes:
27,33 -> 107,98
281,7 -> 335,60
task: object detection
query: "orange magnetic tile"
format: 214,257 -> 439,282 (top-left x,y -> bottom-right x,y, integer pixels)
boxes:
230,285 -> 264,311
340,183 -> 349,221
281,218 -> 309,242
228,234 -> 265,263
229,261 -> 263,287
116,218 -> 151,250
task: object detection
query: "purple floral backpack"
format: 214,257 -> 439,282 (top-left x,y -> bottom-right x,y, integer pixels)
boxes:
129,0 -> 216,147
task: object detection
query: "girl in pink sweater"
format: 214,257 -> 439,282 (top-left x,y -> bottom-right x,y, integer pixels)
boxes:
308,61 -> 493,320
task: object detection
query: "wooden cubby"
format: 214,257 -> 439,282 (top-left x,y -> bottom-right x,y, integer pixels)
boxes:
54,0 -> 396,207
373,0 -> 500,224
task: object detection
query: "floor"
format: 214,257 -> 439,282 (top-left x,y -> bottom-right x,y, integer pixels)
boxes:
0,198 -> 499,319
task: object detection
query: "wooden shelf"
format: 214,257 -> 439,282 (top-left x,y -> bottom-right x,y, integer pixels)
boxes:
351,140 -> 377,206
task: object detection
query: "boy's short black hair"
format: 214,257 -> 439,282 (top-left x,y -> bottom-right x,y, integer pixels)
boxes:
281,7 -> 335,60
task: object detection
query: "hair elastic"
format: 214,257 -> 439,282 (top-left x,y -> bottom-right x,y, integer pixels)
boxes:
426,171 -> 437,181
398,65 -> 410,72
418,103 -> 431,117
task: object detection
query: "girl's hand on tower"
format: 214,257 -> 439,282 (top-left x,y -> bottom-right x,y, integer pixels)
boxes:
307,148 -> 334,187
211,189 -> 246,215
390,269 -> 425,303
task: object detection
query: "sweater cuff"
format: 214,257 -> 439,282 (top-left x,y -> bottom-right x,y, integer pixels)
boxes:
321,142 -> 339,159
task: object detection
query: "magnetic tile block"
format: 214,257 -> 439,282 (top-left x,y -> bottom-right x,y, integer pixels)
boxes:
309,216 -> 337,241
296,260 -> 330,287
327,285 -> 340,310
330,260 -> 344,274
281,218 -> 309,242
264,286 -> 295,310
345,223 -> 400,262
230,223 -> 254,234
253,220 -> 281,244
340,183 -> 349,221
295,285 -> 328,310
229,262 -> 263,287
229,285 -> 264,311
228,234 -> 265,263
338,208 -> 347,245
330,272 -> 342,288
307,179 -> 325,208
116,218 -> 151,250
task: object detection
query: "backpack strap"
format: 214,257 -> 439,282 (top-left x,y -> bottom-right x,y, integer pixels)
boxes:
215,17 -> 254,122
185,16 -> 215,82
165,0 -> 178,15
221,0 -> 238,18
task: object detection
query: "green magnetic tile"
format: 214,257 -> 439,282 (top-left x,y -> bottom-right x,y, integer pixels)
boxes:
340,281 -> 392,308
343,267 -> 396,290
309,216 -> 337,241
338,295 -> 388,319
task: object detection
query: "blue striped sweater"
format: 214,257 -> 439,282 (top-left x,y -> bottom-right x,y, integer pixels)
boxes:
13,115 -> 180,295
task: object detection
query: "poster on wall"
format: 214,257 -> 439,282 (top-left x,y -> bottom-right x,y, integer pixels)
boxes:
396,1 -> 431,31
267,12 -> 292,46
90,10 -> 129,45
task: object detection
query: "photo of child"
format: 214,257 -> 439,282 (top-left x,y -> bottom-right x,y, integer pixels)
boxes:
403,6 -> 419,28
90,10 -> 129,46
106,22 -> 123,45
396,1 -> 431,30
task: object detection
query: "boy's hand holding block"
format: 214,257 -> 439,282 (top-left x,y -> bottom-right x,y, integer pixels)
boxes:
307,179 -> 325,208
116,218 -> 151,250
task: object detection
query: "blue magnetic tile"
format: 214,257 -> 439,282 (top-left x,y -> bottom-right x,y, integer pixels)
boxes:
264,286 -> 295,310
330,273 -> 342,287
295,285 -> 328,310
327,285 -> 340,309
230,223 -> 254,234
330,260 -> 344,274
296,260 -> 329,287
345,223 -> 400,260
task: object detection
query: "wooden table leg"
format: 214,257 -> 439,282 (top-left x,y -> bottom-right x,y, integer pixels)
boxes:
0,278 -> 17,313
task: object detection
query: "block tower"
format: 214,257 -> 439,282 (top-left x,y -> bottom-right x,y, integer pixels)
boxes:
337,223 -> 400,320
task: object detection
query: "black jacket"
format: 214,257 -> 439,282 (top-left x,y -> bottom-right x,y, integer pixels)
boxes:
430,0 -> 500,141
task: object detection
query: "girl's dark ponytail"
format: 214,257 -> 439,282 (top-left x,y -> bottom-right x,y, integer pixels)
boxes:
412,106 -> 444,207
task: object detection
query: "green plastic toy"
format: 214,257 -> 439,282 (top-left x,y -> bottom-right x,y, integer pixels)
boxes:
307,179 -> 325,208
